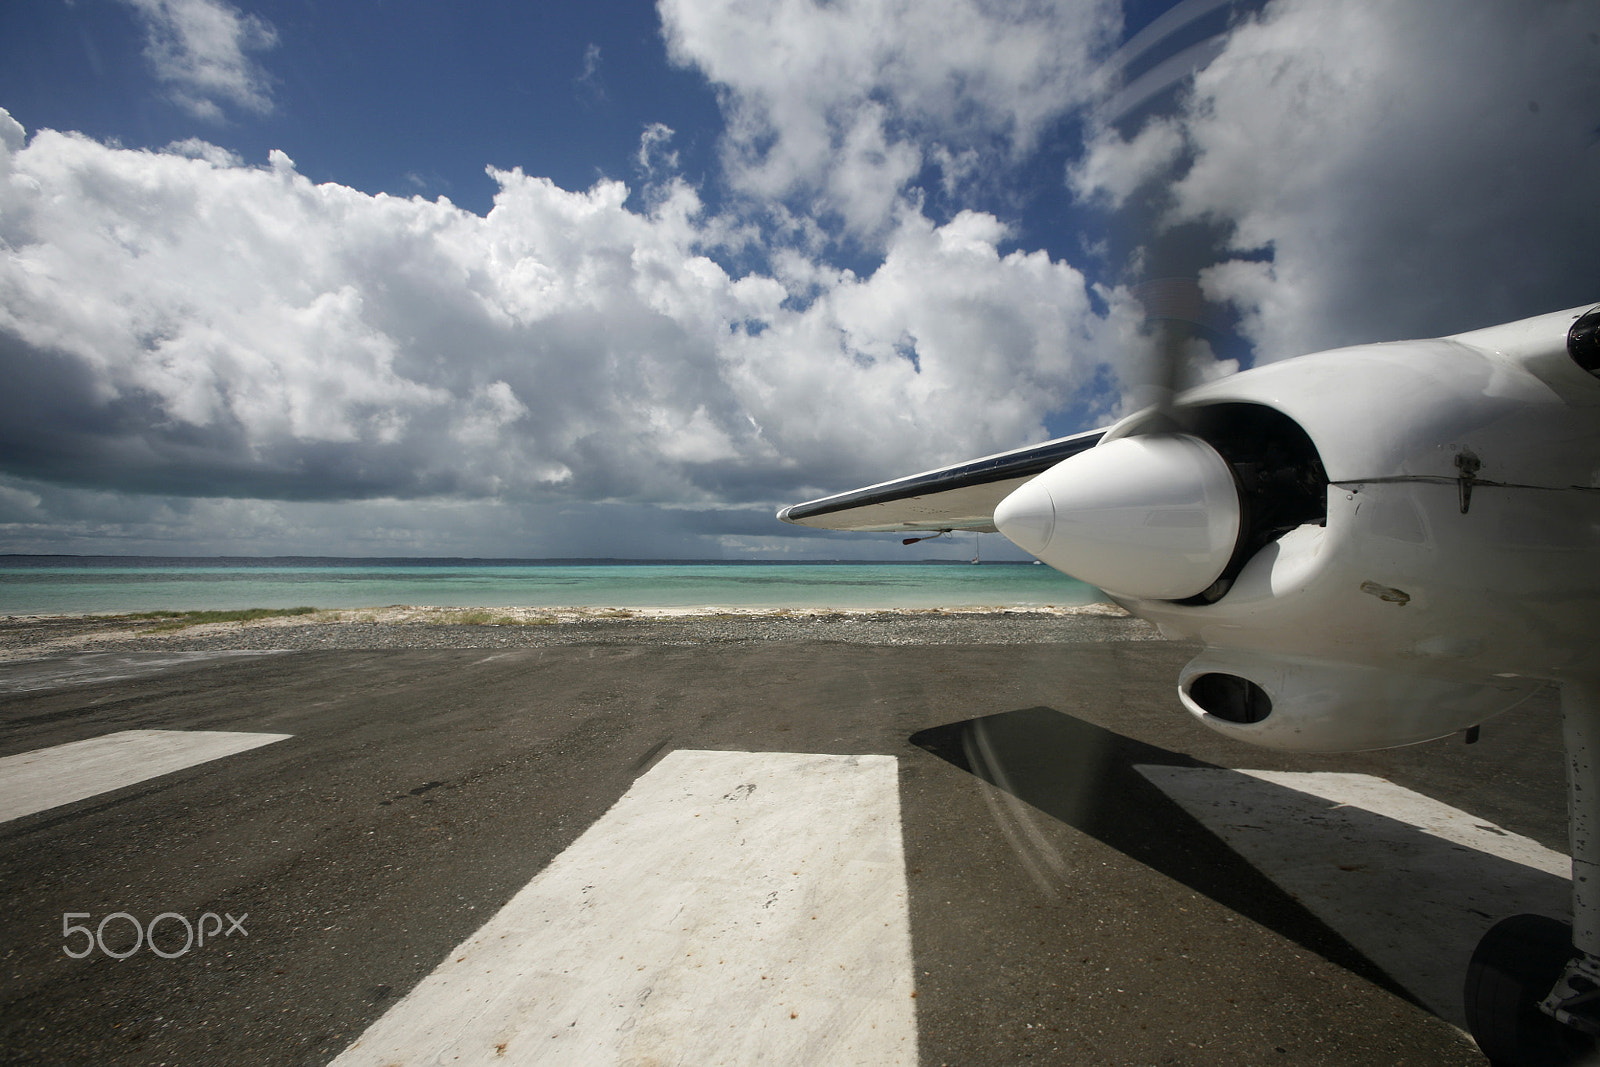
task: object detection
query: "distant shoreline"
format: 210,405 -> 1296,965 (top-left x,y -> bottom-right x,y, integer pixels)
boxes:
0,555 -> 1046,566
3,602 -> 1127,621
0,602 -> 1154,664
0,558 -> 1102,617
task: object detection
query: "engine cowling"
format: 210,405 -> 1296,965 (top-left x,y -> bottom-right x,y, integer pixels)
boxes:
992,304 -> 1600,752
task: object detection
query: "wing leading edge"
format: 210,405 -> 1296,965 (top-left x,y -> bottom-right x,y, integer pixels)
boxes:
777,428 -> 1105,533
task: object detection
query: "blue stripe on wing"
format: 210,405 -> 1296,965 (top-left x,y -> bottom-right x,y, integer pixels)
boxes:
778,428 -> 1104,531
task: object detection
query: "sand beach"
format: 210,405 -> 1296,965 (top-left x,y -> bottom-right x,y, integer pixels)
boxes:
0,601 -> 1155,663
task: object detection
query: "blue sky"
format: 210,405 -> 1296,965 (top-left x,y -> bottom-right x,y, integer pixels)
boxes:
1,1 -> 721,214
0,0 -> 1595,559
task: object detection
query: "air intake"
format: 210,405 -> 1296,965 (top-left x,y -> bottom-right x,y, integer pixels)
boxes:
1186,672 -> 1272,724
1177,650 -> 1540,752
1569,306 -> 1600,378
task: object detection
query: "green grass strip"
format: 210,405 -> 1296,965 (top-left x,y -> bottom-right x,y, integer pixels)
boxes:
119,607 -> 321,631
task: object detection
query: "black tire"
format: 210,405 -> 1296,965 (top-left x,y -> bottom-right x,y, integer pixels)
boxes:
1464,914 -> 1597,1066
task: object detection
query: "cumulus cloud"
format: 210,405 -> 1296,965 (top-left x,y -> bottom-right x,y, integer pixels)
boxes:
0,110 -> 1113,522
5,0 -> 1596,557
1067,116 -> 1183,209
117,0 -> 279,121
1075,0 -> 1600,358
659,0 -> 1121,238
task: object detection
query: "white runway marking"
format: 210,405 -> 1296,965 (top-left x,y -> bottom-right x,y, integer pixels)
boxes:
0,729 -> 293,824
333,750 -> 917,1067
1138,766 -> 1571,1027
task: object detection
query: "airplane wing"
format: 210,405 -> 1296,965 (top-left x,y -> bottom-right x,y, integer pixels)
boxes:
776,427 -> 1105,533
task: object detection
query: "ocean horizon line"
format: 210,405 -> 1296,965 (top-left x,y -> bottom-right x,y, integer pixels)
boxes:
0,556 -> 1093,616
0,555 -> 1040,568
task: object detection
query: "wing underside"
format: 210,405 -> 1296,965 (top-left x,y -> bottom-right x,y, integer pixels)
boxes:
777,428 -> 1104,533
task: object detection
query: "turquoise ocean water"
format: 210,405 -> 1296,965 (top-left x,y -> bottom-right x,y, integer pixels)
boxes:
0,558 -> 1104,615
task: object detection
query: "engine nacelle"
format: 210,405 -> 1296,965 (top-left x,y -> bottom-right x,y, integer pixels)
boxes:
993,303 -> 1600,752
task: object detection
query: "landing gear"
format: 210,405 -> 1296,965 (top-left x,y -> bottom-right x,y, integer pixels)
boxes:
1464,914 -> 1595,1066
1464,681 -> 1600,1065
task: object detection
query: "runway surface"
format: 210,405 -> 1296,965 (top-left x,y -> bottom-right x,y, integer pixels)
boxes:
0,639 -> 1570,1064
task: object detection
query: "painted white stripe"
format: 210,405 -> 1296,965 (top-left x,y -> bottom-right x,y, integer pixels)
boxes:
1231,770 -> 1568,877
333,750 -> 917,1067
1138,766 -> 1571,1028
0,730 -> 293,823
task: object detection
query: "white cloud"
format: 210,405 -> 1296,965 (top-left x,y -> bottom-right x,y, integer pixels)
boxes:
120,0 -> 279,121
0,110 -> 1116,522
659,0 -> 1121,238
1075,0 -> 1600,358
1068,115 -> 1183,208
162,136 -> 244,166
0,109 -> 22,155
575,42 -> 605,104
10,0 -> 1593,557
637,122 -> 680,177
725,206 -> 1108,483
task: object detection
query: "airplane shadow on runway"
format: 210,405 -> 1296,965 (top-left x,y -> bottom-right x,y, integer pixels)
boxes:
909,706 -> 1571,1026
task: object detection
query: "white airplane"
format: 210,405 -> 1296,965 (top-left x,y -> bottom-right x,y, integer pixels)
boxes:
780,302 -> 1600,1066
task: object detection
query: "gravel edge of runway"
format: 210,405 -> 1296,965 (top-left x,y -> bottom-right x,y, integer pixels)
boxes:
0,606 -> 1162,660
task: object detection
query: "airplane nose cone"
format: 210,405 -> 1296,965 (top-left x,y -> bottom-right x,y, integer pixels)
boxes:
992,477 -> 1056,557
994,434 -> 1242,600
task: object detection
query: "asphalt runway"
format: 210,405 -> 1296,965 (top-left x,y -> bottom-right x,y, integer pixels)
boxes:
0,639 -> 1572,1064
